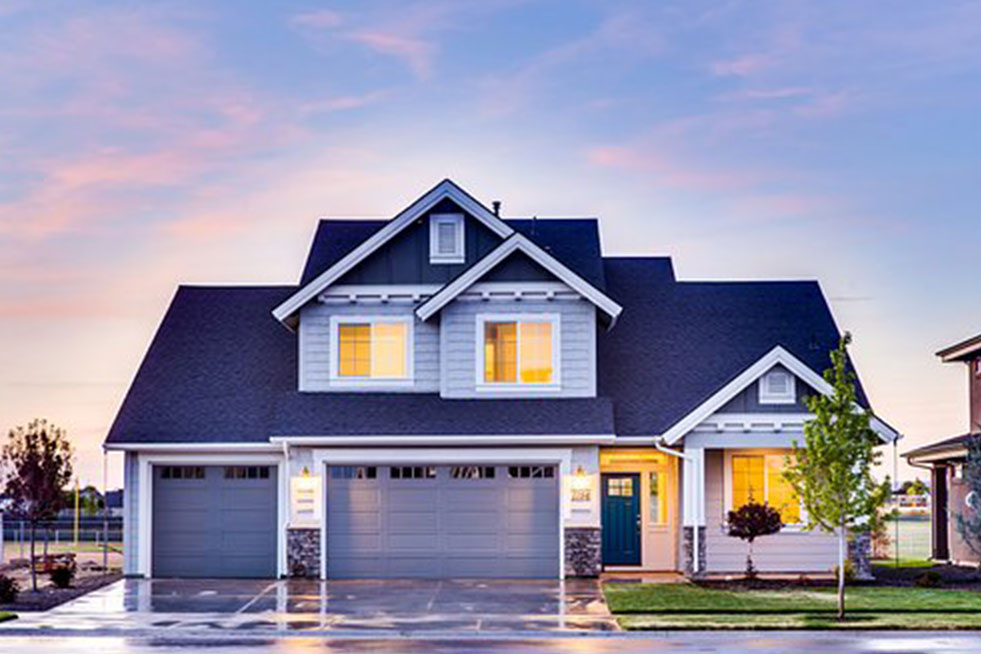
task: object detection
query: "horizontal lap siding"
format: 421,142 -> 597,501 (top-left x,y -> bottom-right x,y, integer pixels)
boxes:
440,299 -> 596,398
300,303 -> 439,392
704,449 -> 838,573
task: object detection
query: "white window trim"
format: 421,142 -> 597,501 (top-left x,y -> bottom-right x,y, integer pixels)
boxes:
429,213 -> 465,264
723,449 -> 806,532
474,312 -> 561,392
328,315 -> 414,387
758,368 -> 796,405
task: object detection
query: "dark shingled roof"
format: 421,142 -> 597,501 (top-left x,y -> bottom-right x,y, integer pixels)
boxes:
106,286 -> 613,444
597,257 -> 867,435
271,393 -> 614,437
106,227 -> 867,445
300,218 -> 607,290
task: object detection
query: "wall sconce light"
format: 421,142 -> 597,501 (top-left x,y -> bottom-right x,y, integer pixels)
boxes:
571,465 -> 591,502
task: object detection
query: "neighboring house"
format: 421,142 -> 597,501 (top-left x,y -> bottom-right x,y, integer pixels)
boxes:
905,333 -> 981,565
104,179 -> 897,580
105,489 -> 124,519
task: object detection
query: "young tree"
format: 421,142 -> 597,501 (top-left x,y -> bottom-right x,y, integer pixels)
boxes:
1,420 -> 74,592
727,501 -> 783,579
954,434 -> 981,570
783,333 -> 889,619
908,478 -> 928,496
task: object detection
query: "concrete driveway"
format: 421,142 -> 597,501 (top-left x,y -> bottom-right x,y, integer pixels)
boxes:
4,578 -> 617,634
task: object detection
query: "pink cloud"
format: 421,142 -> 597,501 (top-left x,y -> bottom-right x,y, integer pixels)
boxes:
795,90 -> 854,117
711,53 -> 774,77
348,31 -> 435,79
722,86 -> 813,101
587,145 -> 760,191
300,90 -> 389,114
290,9 -> 343,30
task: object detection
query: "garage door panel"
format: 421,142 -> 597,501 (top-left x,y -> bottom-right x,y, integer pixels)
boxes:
387,512 -> 437,532
327,464 -> 557,579
331,487 -> 381,508
152,465 -> 276,578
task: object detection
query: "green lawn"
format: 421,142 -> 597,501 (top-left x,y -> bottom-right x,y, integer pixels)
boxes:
604,583 -> 981,630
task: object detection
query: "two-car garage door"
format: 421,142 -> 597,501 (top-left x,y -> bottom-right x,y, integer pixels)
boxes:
327,464 -> 559,578
151,462 -> 559,579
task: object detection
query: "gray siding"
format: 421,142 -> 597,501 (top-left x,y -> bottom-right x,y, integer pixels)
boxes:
123,452 -> 139,575
299,302 -> 439,392
716,364 -> 813,413
704,449 -> 838,573
440,298 -> 597,398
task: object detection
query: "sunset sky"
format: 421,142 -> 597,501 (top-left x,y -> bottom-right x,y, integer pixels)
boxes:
2,1 -> 980,488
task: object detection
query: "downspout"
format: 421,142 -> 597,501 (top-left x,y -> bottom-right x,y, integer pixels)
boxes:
654,440 -> 701,574
281,440 -> 290,579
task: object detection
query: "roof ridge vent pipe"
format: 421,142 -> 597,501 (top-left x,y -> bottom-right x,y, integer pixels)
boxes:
492,200 -> 501,216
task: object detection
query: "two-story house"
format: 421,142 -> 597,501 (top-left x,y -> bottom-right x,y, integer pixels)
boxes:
105,179 -> 897,579
905,333 -> 981,565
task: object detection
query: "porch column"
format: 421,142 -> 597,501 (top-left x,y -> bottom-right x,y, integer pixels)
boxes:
682,445 -> 705,575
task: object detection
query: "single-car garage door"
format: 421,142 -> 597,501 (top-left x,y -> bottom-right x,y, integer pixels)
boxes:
327,464 -> 559,578
152,465 -> 277,578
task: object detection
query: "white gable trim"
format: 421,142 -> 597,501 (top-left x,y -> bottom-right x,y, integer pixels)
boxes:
661,345 -> 898,445
415,233 -> 623,322
272,179 -> 513,325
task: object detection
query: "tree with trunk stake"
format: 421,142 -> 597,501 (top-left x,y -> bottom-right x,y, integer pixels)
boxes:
783,334 -> 889,620
1,420 -> 74,592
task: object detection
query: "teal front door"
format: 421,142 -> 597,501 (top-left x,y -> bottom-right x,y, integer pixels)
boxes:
601,473 -> 641,565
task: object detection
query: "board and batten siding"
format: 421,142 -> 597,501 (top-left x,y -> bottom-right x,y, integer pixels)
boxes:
299,302 -> 439,392
439,298 -> 597,398
123,451 -> 139,575
703,449 -> 838,573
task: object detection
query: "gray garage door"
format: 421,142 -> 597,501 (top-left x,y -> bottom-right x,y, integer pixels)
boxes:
327,464 -> 559,578
152,465 -> 277,578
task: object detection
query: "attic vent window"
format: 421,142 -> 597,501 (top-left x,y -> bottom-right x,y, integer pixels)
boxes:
759,369 -> 796,405
429,213 -> 464,264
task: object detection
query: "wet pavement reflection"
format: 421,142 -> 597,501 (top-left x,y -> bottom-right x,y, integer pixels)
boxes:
3,578 -> 618,634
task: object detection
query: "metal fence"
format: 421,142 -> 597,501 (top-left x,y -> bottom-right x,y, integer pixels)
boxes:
0,516 -> 123,563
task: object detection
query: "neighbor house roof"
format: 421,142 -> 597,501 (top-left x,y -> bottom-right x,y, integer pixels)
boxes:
904,433 -> 976,461
937,332 -> 981,363
106,252 -> 868,445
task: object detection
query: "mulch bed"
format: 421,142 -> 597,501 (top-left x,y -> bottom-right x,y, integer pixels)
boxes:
695,564 -> 981,591
0,572 -> 122,612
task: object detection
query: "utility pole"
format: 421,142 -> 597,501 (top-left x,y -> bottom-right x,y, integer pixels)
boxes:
73,478 -> 80,550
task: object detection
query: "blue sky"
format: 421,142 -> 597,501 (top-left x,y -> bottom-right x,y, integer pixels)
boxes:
1,0 -> 980,485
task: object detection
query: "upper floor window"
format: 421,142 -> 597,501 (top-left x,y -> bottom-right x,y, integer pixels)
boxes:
759,368 -> 795,404
429,213 -> 465,264
329,316 -> 412,383
478,314 -> 559,389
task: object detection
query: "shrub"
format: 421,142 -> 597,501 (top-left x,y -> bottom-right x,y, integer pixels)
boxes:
49,565 -> 74,589
914,570 -> 942,588
0,575 -> 19,603
727,501 -> 783,579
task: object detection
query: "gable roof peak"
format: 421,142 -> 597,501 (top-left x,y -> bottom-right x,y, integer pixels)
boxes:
272,178 -> 513,327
